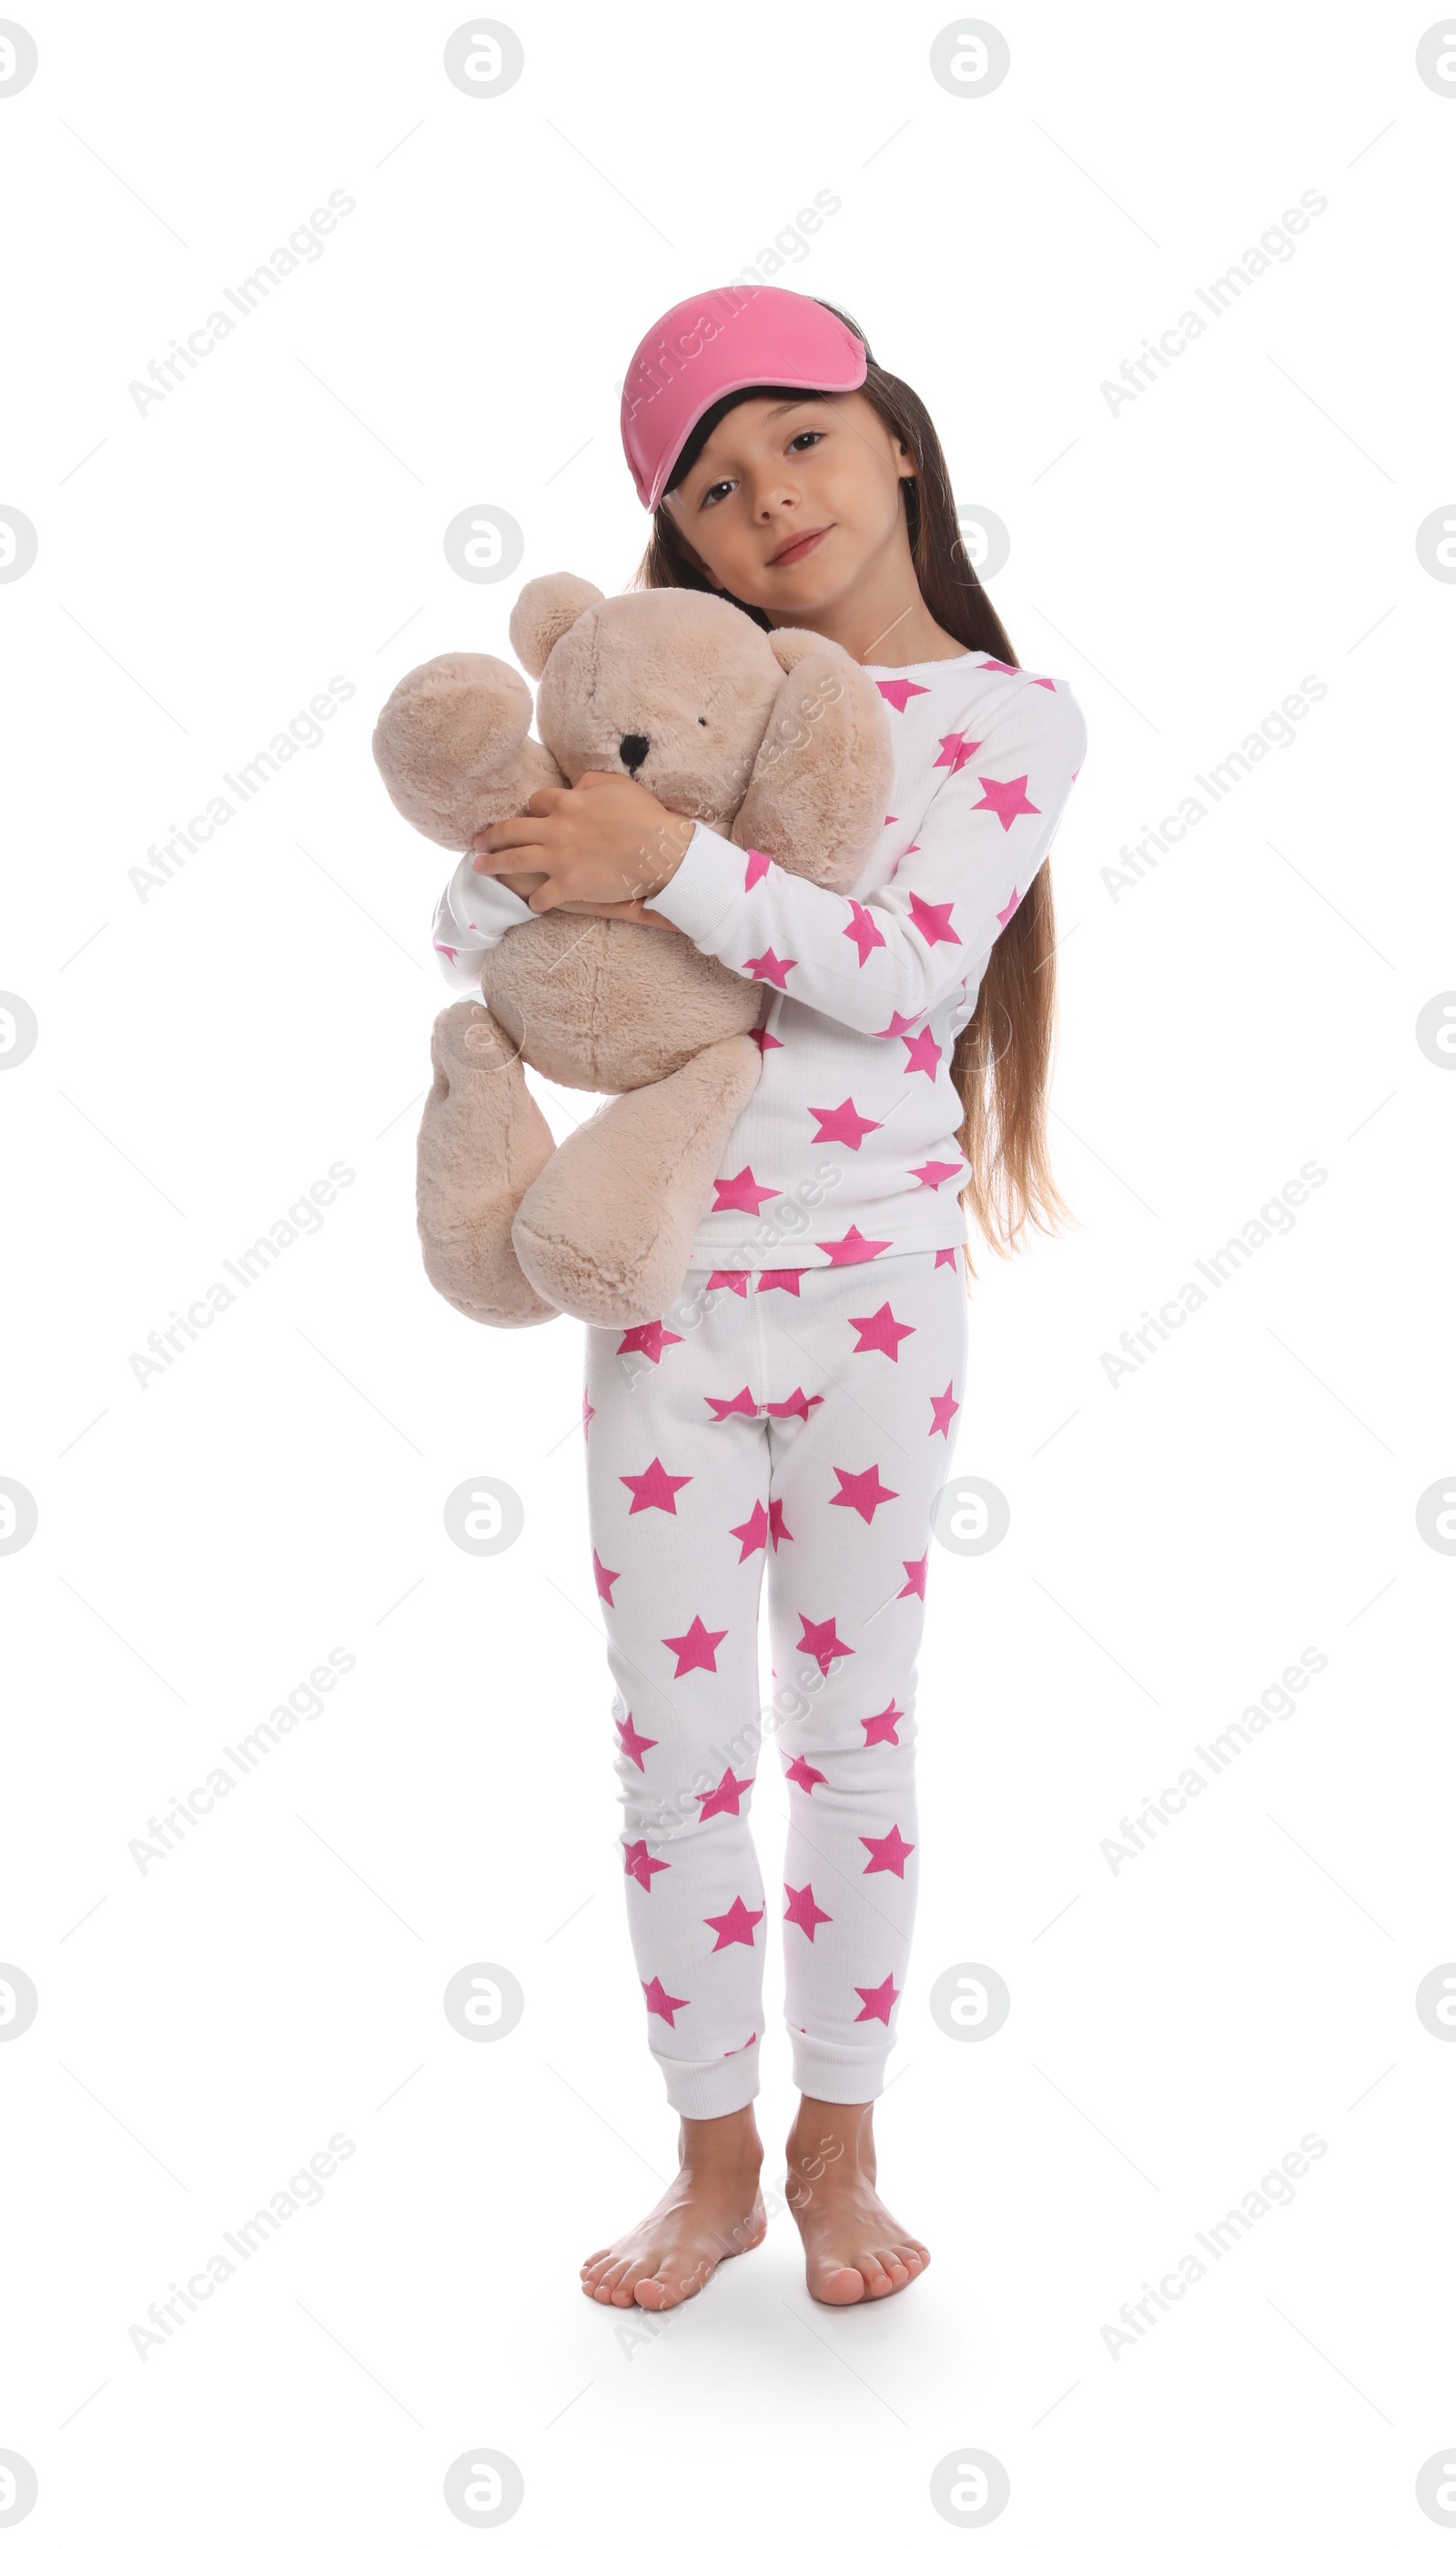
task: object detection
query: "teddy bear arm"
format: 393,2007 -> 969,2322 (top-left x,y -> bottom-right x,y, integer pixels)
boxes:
732,647 -> 895,890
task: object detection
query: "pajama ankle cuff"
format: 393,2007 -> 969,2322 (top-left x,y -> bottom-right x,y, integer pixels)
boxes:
657,2040 -> 762,2119
790,2032 -> 892,2107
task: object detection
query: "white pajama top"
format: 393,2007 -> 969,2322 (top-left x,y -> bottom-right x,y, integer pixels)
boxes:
430,650 -> 1088,1272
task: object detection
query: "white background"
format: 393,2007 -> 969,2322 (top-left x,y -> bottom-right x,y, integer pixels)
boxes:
3,1 -> 1455,2539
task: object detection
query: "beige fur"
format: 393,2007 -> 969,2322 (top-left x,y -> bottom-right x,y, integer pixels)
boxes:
372,574 -> 893,1327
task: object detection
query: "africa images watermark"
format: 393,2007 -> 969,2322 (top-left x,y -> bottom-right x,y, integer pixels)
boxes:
1100,1643 -> 1329,1874
126,674 -> 358,904
126,1161 -> 357,1388
127,1645 -> 357,1874
1100,2131 -> 1330,2361
1099,674 -> 1328,905
1100,187 -> 1328,416
127,2131 -> 358,2361
127,190 -> 357,418
1097,1158 -> 1328,1389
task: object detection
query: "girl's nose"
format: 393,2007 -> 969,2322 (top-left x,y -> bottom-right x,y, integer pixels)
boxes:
619,733 -> 649,772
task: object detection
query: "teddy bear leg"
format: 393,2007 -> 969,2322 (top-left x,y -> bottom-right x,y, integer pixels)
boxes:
417,1001 -> 561,1327
511,1033 -> 762,1328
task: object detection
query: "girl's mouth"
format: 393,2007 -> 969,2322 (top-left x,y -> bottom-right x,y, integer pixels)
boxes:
768,526 -> 831,567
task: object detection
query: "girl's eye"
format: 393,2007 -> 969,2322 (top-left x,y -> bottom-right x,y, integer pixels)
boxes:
699,432 -> 824,509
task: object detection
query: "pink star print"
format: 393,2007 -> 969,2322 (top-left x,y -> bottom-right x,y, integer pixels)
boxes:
830,1463 -> 898,1524
907,893 -> 961,947
581,1390 -> 595,1436
861,1825 -> 915,1877
617,1321 -> 680,1362
875,677 -> 930,713
854,1973 -> 901,2025
432,941 -> 458,965
662,1615 -> 727,1676
861,1699 -> 905,1746
902,1027 -> 941,1081
767,1496 -> 791,1550
592,1548 -> 620,1605
623,1837 -> 670,1890
809,1097 -> 883,1151
713,1167 -> 781,1215
843,902 -> 886,966
911,1159 -> 962,1189
934,730 -> 980,774
935,1247 -> 959,1269
784,1883 -> 834,1941
796,1613 -> 855,1674
758,1269 -> 805,1297
996,885 -> 1021,927
743,946 -> 796,988
621,1457 -> 692,1515
899,1552 -> 929,1602
708,1269 -> 749,1295
642,1975 -> 689,2027
730,1502 -> 770,1562
698,1765 -> 753,1820
705,1386 -> 757,1421
749,1022 -> 784,1053
783,1751 -> 827,1794
929,1382 -> 961,1440
816,1225 -> 892,1266
972,772 -> 1040,830
743,850 -> 771,889
765,1385 -> 823,1419
705,1896 -> 763,1949
849,1302 -> 915,1361
875,1009 -> 923,1039
615,1711 -> 657,1770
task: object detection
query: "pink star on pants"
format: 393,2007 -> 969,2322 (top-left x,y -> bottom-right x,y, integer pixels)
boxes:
898,1552 -> 929,1601
615,1711 -> 657,1770
642,1976 -> 689,2026
783,1751 -> 827,1794
592,1548 -> 620,1604
758,1269 -> 806,1297
765,1386 -> 823,1419
860,1824 -> 915,1876
929,1382 -> 961,1439
795,1613 -> 854,1673
697,1765 -> 753,1820
784,1882 -> 833,1940
816,1225 -> 892,1266
617,1321 -> 680,1362
707,1269 -> 750,1294
861,1700 -> 905,1746
662,1615 -> 727,1676
730,1501 -> 769,1561
623,1838 -> 670,1890
830,1463 -> 899,1524
620,1457 -> 693,1514
849,1302 -> 915,1361
704,1896 -> 764,1949
854,1973 -> 901,2025
705,1386 -> 757,1421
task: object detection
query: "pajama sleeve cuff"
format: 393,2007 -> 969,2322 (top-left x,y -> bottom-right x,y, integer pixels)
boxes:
642,822 -> 750,946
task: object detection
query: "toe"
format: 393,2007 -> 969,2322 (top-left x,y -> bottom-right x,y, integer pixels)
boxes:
852,2249 -> 895,2296
808,2258 -> 865,2306
873,2247 -> 911,2289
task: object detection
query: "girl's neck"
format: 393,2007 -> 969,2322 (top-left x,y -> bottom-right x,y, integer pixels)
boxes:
762,556 -> 964,671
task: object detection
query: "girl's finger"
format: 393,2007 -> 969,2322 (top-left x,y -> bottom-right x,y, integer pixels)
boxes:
471,818 -> 553,852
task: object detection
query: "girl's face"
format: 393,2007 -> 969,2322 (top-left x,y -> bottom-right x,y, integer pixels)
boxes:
661,390 -> 915,622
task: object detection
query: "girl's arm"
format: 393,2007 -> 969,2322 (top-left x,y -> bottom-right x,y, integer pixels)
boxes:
642,677 -> 1087,1034
430,851 -> 539,991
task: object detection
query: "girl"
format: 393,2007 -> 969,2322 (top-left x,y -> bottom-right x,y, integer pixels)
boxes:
436,286 -> 1087,2313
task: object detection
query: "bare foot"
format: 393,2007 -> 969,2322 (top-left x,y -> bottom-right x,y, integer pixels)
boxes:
581,2106 -> 765,2311
786,2095 -> 930,2305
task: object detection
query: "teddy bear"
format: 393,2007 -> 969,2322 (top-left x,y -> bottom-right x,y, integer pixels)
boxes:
370,572 -> 893,1330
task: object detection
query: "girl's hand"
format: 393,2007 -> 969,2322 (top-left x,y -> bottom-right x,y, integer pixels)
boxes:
552,896 -> 682,932
472,768 -> 695,914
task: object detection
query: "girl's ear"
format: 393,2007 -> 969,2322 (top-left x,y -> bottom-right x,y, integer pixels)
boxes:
509,573 -> 604,678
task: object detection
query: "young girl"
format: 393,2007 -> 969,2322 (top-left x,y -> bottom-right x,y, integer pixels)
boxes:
436,286 -> 1087,2313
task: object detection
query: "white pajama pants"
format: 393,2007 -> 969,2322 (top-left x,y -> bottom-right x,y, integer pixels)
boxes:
581,1249 -> 968,2119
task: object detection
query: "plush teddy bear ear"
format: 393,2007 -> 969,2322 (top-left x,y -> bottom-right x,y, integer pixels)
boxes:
509,573 -> 605,679
763,624 -> 836,677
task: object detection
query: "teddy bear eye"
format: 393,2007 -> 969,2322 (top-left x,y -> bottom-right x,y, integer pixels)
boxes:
698,716 -> 707,725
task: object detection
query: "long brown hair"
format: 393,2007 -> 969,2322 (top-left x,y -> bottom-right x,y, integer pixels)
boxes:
629,296 -> 1077,1277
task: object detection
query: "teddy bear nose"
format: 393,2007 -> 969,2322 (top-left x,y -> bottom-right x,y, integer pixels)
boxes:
618,733 -> 650,772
